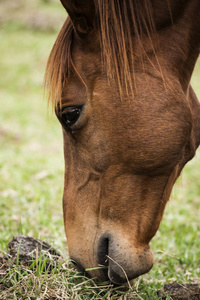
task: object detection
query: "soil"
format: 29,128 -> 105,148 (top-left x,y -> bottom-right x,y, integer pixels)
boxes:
0,235 -> 61,281
157,282 -> 200,300
6,234 -> 61,267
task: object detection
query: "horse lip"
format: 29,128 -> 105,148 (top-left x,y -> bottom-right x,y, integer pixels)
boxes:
108,265 -> 128,285
70,255 -> 109,282
70,257 -> 86,275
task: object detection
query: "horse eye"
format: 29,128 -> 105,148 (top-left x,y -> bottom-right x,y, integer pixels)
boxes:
61,107 -> 82,127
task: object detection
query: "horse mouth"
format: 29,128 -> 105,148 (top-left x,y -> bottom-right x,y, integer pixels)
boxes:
70,236 -> 110,283
71,256 -> 110,283
70,234 -> 154,285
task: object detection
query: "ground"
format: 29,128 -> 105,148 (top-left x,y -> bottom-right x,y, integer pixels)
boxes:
0,236 -> 200,299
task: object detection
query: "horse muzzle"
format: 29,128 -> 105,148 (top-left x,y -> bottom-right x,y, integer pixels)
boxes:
71,233 -> 154,285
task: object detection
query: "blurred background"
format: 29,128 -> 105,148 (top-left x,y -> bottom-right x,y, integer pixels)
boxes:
0,0 -> 67,251
0,0 -> 199,283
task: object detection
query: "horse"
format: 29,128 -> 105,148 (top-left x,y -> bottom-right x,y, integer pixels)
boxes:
44,0 -> 200,285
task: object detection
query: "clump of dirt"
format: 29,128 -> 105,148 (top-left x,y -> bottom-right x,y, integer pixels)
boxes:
7,234 -> 61,267
0,235 -> 65,299
0,235 -> 61,280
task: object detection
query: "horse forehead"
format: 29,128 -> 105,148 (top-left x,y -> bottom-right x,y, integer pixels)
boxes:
72,41 -> 102,77
71,37 -> 188,115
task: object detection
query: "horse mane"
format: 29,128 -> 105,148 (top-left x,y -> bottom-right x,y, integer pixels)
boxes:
44,0 -> 164,105
44,17 -> 73,106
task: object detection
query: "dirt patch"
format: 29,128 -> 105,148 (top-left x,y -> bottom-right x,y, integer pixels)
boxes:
0,235 -> 65,299
158,282 -> 200,300
0,235 -> 61,279
7,234 -> 61,266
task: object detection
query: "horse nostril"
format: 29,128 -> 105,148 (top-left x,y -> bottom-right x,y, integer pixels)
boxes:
97,235 -> 129,284
97,235 -> 110,279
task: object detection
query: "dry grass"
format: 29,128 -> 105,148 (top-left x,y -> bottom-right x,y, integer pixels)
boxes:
0,253 -> 141,300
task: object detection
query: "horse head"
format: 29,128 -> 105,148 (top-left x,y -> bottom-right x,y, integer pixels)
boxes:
45,0 -> 200,284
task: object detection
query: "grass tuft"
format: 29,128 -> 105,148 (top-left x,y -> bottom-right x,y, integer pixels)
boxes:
1,252 -> 142,299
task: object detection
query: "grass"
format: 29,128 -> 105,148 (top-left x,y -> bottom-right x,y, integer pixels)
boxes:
0,2 -> 200,298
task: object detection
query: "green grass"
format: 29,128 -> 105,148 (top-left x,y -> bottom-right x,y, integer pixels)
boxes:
0,3 -> 200,298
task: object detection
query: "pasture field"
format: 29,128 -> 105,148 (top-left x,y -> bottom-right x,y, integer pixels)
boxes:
0,1 -> 200,299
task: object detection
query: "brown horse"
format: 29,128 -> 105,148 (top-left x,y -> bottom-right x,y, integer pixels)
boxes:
45,0 -> 200,285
